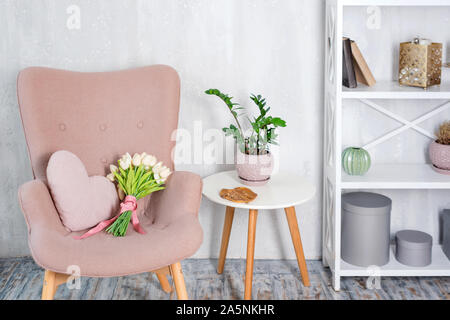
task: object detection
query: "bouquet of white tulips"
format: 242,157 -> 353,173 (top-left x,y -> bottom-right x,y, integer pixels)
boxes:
104,152 -> 171,237
75,152 -> 171,240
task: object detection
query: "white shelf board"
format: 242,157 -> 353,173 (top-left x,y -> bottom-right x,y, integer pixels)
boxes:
341,245 -> 450,277
342,81 -> 450,100
342,164 -> 450,189
341,0 -> 450,7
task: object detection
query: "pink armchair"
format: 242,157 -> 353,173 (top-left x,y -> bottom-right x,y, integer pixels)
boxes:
17,65 -> 203,300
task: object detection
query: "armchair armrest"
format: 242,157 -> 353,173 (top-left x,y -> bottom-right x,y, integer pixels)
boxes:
18,180 -> 67,235
149,171 -> 203,226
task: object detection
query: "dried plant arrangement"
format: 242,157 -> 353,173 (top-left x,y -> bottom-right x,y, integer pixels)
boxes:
436,121 -> 450,145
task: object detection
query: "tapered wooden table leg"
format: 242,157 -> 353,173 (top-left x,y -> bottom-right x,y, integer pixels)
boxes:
284,206 -> 310,286
217,206 -> 235,274
244,209 -> 258,300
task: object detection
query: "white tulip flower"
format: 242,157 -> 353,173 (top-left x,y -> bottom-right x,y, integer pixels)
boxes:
160,167 -> 171,179
142,155 -> 157,168
154,173 -> 164,184
152,161 -> 163,173
140,152 -> 147,159
106,173 -> 115,182
110,164 -> 118,173
132,153 -> 142,167
119,156 -> 131,170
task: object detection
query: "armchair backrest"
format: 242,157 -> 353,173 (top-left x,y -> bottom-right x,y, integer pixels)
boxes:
17,65 -> 180,181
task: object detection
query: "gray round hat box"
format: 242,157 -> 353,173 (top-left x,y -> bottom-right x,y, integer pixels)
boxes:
341,192 -> 392,267
395,230 -> 432,267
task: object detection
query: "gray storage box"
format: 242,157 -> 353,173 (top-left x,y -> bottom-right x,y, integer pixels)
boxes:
442,210 -> 450,261
341,192 -> 392,267
395,230 -> 432,267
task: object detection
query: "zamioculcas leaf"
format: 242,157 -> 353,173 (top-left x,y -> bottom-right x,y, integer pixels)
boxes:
206,89 -> 286,155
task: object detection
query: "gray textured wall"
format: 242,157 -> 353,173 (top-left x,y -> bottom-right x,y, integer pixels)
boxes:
0,0 -> 325,258
2,1 -> 448,259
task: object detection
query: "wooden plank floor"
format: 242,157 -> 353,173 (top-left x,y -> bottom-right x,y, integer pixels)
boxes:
0,257 -> 448,300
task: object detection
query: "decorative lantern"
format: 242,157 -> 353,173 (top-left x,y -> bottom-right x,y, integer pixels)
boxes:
399,38 -> 442,89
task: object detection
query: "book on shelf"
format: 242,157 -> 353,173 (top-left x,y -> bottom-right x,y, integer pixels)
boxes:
351,40 -> 376,87
342,37 -> 376,88
342,37 -> 357,88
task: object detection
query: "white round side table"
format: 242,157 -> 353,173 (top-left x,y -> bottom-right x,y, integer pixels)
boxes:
202,170 -> 316,300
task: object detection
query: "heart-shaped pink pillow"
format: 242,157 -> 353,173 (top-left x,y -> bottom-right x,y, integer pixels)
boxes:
47,150 -> 119,232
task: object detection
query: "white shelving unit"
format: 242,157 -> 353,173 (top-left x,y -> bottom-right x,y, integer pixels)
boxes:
342,81 -> 450,100
342,164 -> 450,189
341,246 -> 450,277
323,0 -> 450,291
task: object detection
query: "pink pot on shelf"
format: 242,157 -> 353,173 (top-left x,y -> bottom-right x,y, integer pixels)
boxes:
235,151 -> 274,186
429,140 -> 450,171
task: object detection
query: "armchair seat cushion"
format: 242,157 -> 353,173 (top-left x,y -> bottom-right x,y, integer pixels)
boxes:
31,213 -> 203,277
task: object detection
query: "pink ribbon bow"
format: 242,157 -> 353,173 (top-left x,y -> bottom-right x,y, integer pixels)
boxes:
74,195 -> 146,240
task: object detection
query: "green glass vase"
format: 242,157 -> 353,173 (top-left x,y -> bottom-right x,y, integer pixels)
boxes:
342,147 -> 371,176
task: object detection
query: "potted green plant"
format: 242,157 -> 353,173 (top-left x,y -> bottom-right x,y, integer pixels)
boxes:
205,89 -> 286,185
430,121 -> 450,174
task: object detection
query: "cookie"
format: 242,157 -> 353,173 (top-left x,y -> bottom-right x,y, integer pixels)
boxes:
219,187 -> 258,203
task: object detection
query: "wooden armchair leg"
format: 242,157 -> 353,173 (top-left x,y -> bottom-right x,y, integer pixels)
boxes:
153,266 -> 173,293
42,270 -> 56,300
42,270 -> 70,300
156,274 -> 173,293
170,262 -> 188,300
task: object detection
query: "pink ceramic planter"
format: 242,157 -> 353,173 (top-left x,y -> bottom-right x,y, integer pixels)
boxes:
235,151 -> 274,186
429,141 -> 450,172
